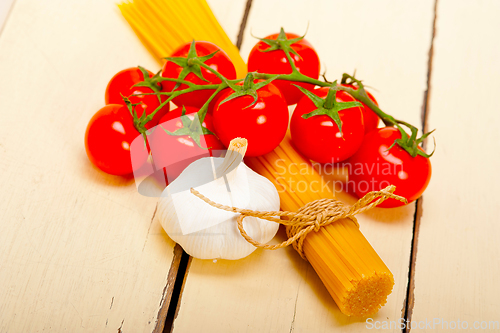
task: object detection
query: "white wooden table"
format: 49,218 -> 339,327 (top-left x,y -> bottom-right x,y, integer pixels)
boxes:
0,0 -> 499,332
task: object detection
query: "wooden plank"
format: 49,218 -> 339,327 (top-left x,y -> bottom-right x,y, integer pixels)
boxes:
411,0 -> 500,329
208,0 -> 249,47
0,0 -> 176,331
0,0 -> 15,34
171,1 -> 435,332
0,0 -> 245,331
0,0 -> 248,331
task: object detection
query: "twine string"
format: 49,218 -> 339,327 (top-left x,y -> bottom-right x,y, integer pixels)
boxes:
189,185 -> 407,260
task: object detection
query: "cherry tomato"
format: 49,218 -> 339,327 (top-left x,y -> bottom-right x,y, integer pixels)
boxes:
347,127 -> 432,208
247,32 -> 320,105
290,88 -> 364,163
341,84 -> 380,134
105,67 -> 169,129
161,41 -> 237,109
212,81 -> 289,157
85,104 -> 149,176
149,106 -> 225,183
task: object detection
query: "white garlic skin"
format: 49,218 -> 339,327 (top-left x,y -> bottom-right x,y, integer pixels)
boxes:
157,158 -> 280,260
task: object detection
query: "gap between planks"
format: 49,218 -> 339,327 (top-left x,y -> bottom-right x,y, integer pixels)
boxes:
402,0 -> 438,331
153,244 -> 184,333
164,252 -> 192,333
160,0 -> 254,332
235,0 -> 253,49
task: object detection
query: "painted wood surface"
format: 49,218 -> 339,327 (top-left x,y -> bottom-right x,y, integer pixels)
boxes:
170,1 -> 435,332
411,0 -> 500,330
0,0 -> 243,332
0,0 -> 15,33
2,0 -> 499,332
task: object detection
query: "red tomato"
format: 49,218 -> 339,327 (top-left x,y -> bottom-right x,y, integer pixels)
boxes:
347,127 -> 432,208
161,41 -> 237,109
85,104 -> 149,176
341,84 -> 380,134
105,67 -> 169,129
247,32 -> 320,105
148,106 -> 225,183
212,81 -> 289,157
290,88 -> 364,163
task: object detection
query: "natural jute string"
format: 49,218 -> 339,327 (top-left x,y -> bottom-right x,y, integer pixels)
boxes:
190,185 -> 407,260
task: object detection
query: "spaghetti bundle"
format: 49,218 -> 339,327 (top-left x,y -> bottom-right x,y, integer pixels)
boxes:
246,134 -> 394,316
120,0 -> 394,317
118,0 -> 247,78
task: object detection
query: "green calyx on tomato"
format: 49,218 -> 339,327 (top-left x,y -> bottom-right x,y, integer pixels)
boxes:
106,67 -> 170,131
293,81 -> 362,133
387,126 -> 435,158
218,72 -> 279,109
254,27 -> 305,60
212,77 -> 289,157
339,73 -> 435,158
249,27 -> 320,105
132,66 -> 163,102
290,86 -> 364,163
160,106 -> 216,149
347,126 -> 432,208
163,40 -> 219,90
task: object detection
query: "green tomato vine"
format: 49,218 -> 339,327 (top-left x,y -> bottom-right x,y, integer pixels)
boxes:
126,35 -> 435,159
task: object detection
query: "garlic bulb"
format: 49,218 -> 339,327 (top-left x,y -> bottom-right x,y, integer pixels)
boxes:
157,138 -> 280,260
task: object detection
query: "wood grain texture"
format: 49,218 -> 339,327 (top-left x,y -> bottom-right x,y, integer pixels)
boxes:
0,0 -> 15,34
411,0 -> 500,329
170,1 -> 435,332
0,0 -> 177,331
0,0 -> 247,331
208,0 -> 249,47
0,0 -> 243,332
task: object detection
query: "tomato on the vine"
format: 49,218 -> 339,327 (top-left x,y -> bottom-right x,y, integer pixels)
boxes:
105,67 -> 169,129
212,80 -> 289,157
347,127 -> 432,208
341,83 -> 380,134
247,29 -> 320,105
161,41 -> 236,109
85,104 -> 149,176
148,106 -> 224,183
290,87 -> 364,163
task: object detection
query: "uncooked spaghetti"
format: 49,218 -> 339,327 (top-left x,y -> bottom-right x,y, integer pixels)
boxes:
118,0 -> 247,78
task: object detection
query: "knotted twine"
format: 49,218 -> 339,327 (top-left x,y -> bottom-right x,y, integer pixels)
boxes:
190,185 -> 407,260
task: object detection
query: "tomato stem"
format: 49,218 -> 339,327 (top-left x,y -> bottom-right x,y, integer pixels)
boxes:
189,84 -> 227,132
191,58 -> 243,88
323,85 -> 337,109
336,74 -> 434,158
243,73 -> 254,90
